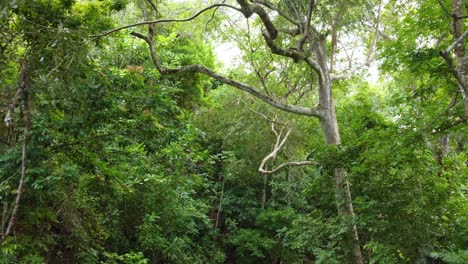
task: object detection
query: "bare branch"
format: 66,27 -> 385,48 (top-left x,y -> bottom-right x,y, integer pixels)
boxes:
204,6 -> 219,31
258,122 -> 291,173
258,122 -> 316,174
442,30 -> 468,55
305,57 -> 325,85
91,4 -> 241,38
235,0 -> 308,62
130,31 -> 149,42
180,62 -> 321,117
103,1 -> 324,118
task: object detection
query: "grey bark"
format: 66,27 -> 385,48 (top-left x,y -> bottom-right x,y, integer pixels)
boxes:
441,0 -> 468,117
314,37 -> 364,264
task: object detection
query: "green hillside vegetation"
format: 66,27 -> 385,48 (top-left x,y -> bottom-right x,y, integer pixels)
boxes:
0,0 -> 466,263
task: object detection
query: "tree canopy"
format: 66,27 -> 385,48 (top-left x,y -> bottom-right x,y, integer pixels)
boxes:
0,0 -> 466,263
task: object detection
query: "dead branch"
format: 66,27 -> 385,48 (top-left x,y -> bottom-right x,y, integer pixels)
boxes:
258,121 -> 316,174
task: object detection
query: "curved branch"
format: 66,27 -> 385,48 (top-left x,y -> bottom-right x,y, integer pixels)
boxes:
236,0 -> 309,62
124,0 -> 322,106
131,26 -> 322,118
91,4 -> 242,38
262,30 -> 305,61
107,1 -> 323,118
237,0 -> 278,39
442,30 -> 468,55
236,0 -> 324,88
258,123 -> 291,173
305,57 -> 324,86
258,123 -> 317,174
165,64 -> 321,117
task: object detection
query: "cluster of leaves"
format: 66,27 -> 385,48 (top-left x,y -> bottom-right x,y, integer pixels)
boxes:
0,1 -> 222,263
0,0 -> 466,263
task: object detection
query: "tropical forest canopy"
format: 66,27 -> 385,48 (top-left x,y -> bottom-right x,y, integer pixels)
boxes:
0,0 -> 467,263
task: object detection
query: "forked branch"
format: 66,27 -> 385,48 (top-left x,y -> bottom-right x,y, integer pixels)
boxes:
258,121 -> 316,174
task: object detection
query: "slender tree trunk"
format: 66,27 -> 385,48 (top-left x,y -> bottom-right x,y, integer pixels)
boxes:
315,39 -> 364,264
0,59 -> 31,245
436,135 -> 450,177
214,176 -> 225,231
452,0 -> 468,117
261,173 -> 267,209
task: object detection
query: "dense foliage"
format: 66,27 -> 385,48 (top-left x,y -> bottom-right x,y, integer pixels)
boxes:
0,0 -> 466,263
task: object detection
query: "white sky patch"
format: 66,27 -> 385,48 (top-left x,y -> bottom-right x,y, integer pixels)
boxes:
214,37 -> 381,82
170,0 -> 381,82
214,42 -> 242,70
367,63 -> 380,83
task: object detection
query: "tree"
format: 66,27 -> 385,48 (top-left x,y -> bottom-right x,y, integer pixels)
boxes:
0,0 -> 133,250
440,0 -> 468,117
1,0 -> 465,262
96,0 -> 387,262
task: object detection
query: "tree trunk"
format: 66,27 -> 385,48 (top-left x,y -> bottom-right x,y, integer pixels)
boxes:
132,2 -> 365,261
315,39 -> 364,264
452,0 -> 468,117
0,59 -> 31,245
